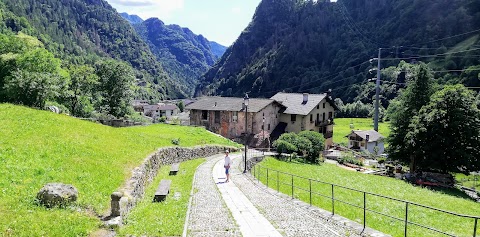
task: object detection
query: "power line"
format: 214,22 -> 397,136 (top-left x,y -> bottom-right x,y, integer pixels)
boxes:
403,28 -> 480,47
257,59 -> 373,96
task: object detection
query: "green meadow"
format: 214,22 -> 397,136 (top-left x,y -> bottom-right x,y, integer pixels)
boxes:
0,104 -> 236,236
333,118 -> 391,146
256,158 -> 480,237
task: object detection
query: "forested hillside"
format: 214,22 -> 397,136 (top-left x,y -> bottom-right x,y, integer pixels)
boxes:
122,13 -> 227,95
196,0 -> 480,102
1,0 -> 187,99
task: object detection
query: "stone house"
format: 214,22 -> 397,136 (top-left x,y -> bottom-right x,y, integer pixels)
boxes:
185,97 -> 284,139
144,103 -> 179,119
347,130 -> 385,154
270,92 -> 337,148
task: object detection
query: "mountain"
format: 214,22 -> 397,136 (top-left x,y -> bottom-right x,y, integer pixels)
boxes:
1,0 -> 187,99
120,12 -> 144,24
128,17 -> 228,95
196,0 -> 480,102
209,41 -> 228,59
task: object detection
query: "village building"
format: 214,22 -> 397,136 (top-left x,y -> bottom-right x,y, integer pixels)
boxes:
185,97 -> 284,139
143,103 -> 179,119
346,130 -> 385,154
132,100 -> 149,113
270,92 -> 337,148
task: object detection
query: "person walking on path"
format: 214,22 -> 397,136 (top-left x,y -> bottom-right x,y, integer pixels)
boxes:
224,150 -> 232,182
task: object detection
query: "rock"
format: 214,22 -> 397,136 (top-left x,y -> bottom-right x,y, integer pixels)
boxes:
37,183 -> 78,207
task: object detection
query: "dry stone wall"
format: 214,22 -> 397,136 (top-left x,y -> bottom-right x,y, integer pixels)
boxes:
110,145 -> 239,222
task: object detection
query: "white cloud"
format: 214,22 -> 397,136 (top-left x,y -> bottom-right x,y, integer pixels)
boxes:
107,0 -> 184,20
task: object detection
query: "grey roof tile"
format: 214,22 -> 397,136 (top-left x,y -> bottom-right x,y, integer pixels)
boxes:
348,130 -> 385,142
270,92 -> 327,115
185,97 -> 276,113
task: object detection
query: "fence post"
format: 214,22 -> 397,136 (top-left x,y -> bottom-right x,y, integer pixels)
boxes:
474,218 -> 478,237
309,179 -> 312,206
363,192 -> 366,230
331,184 -> 335,215
266,168 -> 269,188
253,163 -> 256,178
404,202 -> 409,237
291,174 -> 294,199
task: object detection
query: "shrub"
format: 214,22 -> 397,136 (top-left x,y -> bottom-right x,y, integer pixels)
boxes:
299,131 -> 325,163
158,116 -> 167,123
171,138 -> 180,146
273,139 -> 297,154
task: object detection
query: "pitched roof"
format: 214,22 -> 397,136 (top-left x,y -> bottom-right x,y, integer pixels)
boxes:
348,130 -> 385,142
185,96 -> 276,113
158,104 -> 178,110
270,92 -> 329,115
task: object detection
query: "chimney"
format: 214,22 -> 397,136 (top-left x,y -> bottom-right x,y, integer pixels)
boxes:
303,93 -> 308,104
366,134 -> 370,142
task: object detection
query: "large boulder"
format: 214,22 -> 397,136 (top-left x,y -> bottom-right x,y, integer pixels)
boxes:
37,183 -> 78,207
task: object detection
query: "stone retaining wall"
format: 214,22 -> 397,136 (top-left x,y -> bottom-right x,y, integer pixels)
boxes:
110,145 -> 238,221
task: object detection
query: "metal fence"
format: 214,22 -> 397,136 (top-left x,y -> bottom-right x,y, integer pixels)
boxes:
242,149 -> 480,237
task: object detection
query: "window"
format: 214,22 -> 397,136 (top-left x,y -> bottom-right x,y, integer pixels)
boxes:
323,103 -> 326,108
261,125 -> 264,130
317,105 -> 319,109
375,141 -> 378,146
328,111 -> 333,119
268,124 -> 271,130
202,110 -> 208,120
232,111 -> 238,122
322,113 -> 326,121
310,114 -> 313,122
316,113 -> 319,122
214,111 -> 220,123
291,114 -> 296,122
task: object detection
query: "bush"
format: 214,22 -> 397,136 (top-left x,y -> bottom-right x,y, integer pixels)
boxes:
273,139 -> 297,154
171,138 -> 180,146
158,116 -> 166,123
339,153 -> 363,166
299,131 -> 325,163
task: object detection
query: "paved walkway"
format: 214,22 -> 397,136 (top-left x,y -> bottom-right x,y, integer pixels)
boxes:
185,153 -> 371,237
184,155 -> 241,237
212,155 -> 283,237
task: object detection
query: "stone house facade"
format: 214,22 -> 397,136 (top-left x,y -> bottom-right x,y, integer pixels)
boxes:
187,92 -> 337,148
186,97 -> 283,139
271,92 -> 337,148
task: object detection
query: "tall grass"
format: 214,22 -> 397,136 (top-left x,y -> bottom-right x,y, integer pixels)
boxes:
0,104 -> 237,236
256,158 -> 480,237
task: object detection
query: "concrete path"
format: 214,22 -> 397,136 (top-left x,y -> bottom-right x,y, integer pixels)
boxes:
213,155 -> 283,237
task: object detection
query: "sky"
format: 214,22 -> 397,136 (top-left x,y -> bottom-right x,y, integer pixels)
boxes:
105,0 -> 262,46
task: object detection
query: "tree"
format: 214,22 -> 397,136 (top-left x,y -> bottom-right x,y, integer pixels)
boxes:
406,85 -> 480,174
177,100 -> 184,112
387,63 -> 435,172
299,131 -> 325,163
1,48 -> 67,107
95,60 -> 135,118
66,65 -> 99,117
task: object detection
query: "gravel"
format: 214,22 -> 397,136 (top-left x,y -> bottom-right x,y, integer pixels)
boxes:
230,154 -> 364,237
184,155 -> 241,237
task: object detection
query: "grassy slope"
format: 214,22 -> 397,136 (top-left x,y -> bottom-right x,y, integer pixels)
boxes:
0,104 -> 237,236
333,118 -> 390,146
257,158 -> 480,237
119,158 -> 205,236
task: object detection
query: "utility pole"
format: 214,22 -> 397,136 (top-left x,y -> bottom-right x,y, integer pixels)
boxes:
374,48 -> 381,132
